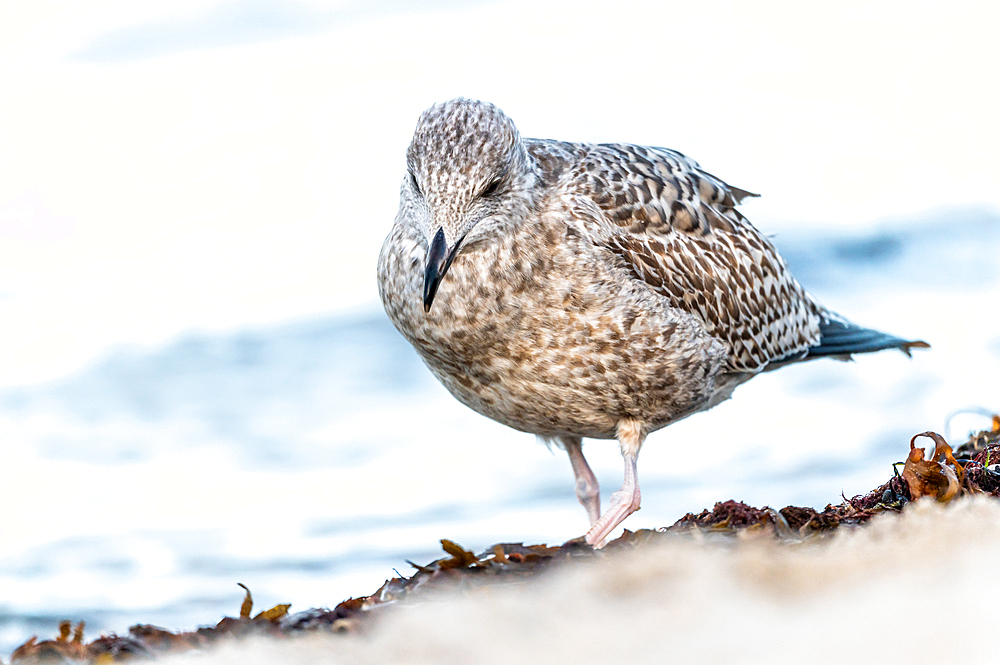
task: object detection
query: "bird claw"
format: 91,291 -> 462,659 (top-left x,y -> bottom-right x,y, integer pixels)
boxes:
584,487 -> 641,548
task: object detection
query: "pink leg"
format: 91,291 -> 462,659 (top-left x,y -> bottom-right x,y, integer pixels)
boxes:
561,435 -> 601,525
585,420 -> 645,547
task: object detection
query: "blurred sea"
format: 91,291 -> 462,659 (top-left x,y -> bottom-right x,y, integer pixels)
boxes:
0,206 -> 997,653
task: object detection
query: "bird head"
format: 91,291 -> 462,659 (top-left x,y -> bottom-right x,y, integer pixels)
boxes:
402,98 -> 536,312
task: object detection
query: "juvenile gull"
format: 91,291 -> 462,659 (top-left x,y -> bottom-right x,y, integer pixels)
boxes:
377,98 -> 928,546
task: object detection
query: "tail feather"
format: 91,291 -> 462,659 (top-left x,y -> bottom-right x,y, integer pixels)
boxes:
807,318 -> 930,360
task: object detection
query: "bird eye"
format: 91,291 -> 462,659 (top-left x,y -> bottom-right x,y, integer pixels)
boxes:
409,171 -> 422,196
481,177 -> 503,198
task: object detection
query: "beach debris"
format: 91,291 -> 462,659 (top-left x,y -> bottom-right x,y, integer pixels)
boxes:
238,583 -> 253,619
902,432 -> 962,502
672,499 -> 776,532
439,539 -> 478,568
7,417 -> 1000,664
235,583 -> 291,623
953,414 -> 1000,460
10,621 -> 87,663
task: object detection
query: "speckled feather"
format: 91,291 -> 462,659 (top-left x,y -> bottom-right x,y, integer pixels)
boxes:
378,99 -> 917,444
529,139 -> 828,372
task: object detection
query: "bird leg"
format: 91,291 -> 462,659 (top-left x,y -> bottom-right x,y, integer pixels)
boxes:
561,435 -> 601,525
585,420 -> 645,547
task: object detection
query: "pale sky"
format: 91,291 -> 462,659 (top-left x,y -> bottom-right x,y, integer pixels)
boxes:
1,0 -> 997,387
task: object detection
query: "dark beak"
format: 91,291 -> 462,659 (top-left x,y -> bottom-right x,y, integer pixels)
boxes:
423,227 -> 462,312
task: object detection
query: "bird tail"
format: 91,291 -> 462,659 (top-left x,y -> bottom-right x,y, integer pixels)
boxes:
806,316 -> 930,360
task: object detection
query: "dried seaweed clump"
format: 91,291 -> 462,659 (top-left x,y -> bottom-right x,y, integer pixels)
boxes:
5,541 -> 594,665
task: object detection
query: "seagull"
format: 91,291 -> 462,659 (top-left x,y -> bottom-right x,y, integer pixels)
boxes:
377,98 -> 928,546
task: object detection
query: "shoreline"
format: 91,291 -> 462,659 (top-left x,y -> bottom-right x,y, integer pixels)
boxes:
7,417 -> 998,664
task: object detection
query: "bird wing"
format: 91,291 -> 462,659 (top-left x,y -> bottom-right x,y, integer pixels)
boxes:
553,141 -> 825,372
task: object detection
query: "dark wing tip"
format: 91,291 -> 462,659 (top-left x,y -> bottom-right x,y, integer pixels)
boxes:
898,340 -> 931,358
808,318 -> 929,360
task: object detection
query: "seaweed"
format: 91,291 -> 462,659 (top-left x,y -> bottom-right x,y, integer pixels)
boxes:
8,415 -> 1000,664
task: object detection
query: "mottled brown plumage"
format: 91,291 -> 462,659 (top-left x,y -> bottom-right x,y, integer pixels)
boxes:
377,98 -> 927,545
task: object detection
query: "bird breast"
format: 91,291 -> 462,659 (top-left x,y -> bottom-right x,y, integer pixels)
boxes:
378,214 -> 733,439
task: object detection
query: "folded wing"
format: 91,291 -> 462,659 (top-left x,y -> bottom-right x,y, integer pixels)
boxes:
560,142 -> 824,372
